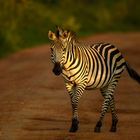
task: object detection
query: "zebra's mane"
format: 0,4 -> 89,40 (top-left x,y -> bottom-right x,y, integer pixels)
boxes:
69,30 -> 77,40
63,29 -> 78,43
56,27 -> 78,42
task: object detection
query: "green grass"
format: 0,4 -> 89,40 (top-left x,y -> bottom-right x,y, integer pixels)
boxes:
0,0 -> 140,58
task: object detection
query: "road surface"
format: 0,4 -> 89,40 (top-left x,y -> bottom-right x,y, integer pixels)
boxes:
0,33 -> 140,140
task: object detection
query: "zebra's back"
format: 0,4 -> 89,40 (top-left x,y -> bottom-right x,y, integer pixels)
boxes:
86,43 -> 126,89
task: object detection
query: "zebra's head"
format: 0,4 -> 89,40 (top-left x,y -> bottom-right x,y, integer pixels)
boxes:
48,26 -> 75,76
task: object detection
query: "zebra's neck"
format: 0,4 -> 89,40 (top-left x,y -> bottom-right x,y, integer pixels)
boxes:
63,43 -> 78,69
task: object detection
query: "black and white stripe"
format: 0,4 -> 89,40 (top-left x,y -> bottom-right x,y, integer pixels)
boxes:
48,27 -> 140,133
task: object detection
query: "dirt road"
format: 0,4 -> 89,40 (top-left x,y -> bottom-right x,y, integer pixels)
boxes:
0,33 -> 140,140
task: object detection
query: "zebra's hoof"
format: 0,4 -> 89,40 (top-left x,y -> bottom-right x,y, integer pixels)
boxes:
94,121 -> 102,133
110,126 -> 117,132
69,118 -> 79,132
69,127 -> 78,132
94,127 -> 101,133
110,119 -> 118,132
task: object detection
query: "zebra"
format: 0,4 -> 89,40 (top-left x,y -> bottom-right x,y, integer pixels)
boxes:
48,26 -> 140,133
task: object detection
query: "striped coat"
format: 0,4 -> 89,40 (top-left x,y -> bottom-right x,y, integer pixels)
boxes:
48,26 -> 140,133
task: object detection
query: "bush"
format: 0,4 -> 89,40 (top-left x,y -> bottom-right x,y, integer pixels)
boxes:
0,0 -> 139,57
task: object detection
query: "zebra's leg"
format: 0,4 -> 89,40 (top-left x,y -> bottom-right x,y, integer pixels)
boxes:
65,82 -> 79,132
94,89 -> 112,132
66,82 -> 85,132
109,76 -> 120,132
110,95 -> 118,132
69,94 -> 79,132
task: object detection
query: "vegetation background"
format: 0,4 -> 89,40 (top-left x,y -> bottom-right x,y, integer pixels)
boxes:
0,0 -> 140,57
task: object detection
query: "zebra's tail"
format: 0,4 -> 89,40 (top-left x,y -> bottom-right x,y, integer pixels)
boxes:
125,62 -> 140,84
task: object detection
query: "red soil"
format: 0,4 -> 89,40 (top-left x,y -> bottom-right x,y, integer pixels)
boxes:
0,32 -> 140,140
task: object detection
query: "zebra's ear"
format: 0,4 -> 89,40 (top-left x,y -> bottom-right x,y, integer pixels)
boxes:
48,30 -> 56,41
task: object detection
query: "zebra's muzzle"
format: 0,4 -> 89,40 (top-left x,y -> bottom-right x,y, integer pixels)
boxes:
53,62 -> 62,76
